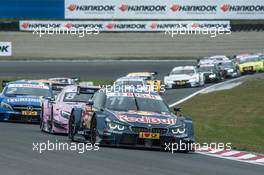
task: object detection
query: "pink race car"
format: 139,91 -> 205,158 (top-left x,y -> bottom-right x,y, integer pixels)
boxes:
40,85 -> 99,134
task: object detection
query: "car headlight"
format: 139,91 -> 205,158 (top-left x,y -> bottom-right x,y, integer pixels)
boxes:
107,122 -> 125,131
209,74 -> 216,78
170,125 -> 186,135
61,110 -> 71,119
0,102 -> 13,110
188,77 -> 197,82
165,79 -> 174,84
227,69 -> 234,73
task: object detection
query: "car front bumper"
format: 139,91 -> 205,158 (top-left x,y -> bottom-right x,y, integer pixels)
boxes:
97,129 -> 195,150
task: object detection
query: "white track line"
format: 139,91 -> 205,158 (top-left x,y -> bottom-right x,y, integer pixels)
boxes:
169,76 -> 247,107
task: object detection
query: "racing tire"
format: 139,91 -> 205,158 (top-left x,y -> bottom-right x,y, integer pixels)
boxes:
40,105 -> 45,132
48,106 -> 54,133
90,117 -> 100,145
68,113 -> 76,142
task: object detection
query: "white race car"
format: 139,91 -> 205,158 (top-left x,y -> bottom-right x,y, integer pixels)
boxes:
114,76 -> 151,92
164,66 -> 205,88
199,55 -> 230,65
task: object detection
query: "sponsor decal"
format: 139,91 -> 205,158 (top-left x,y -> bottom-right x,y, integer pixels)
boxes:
117,115 -> 177,125
104,23 -> 146,30
220,4 -> 264,12
8,84 -> 49,89
21,22 -> 61,29
7,98 -> 41,103
117,111 -> 172,117
107,92 -> 162,100
67,4 -> 115,12
118,4 -> 166,12
170,4 -> 217,12
67,4 -> 77,11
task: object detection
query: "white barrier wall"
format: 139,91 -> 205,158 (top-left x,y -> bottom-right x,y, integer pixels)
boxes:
65,0 -> 264,19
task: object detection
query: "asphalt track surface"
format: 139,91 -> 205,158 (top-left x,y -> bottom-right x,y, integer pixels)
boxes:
1,31 -> 264,59
0,61 -> 263,175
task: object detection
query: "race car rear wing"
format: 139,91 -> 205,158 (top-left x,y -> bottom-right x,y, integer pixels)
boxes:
71,77 -> 80,83
51,83 -> 69,91
77,86 -> 100,95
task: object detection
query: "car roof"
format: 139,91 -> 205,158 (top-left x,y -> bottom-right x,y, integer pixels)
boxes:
62,85 -> 100,93
127,72 -> 153,76
209,55 -> 229,59
116,76 -> 144,82
172,66 -> 195,71
105,90 -> 159,96
7,80 -> 46,86
199,63 -> 215,67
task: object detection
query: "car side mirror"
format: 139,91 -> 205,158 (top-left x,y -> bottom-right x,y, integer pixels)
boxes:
86,99 -> 94,106
173,107 -> 182,116
47,97 -> 55,101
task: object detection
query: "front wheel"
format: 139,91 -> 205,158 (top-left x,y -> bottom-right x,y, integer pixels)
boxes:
68,114 -> 76,142
40,105 -> 44,131
90,117 -> 100,145
48,107 -> 54,133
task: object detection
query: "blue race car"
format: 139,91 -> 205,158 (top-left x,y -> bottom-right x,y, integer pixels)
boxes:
0,80 -> 53,122
68,90 -> 195,152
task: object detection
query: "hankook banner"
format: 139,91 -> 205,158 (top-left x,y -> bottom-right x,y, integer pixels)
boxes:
19,20 -> 230,32
65,0 -> 264,19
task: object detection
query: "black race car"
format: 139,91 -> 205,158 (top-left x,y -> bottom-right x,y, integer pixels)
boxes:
198,63 -> 225,83
68,89 -> 195,151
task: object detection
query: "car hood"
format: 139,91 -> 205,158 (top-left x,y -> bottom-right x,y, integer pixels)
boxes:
2,96 -> 42,107
239,62 -> 262,67
167,74 -> 194,81
58,102 -> 85,112
107,110 -> 181,128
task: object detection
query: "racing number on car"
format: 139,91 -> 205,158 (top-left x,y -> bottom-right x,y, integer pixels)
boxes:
65,93 -> 76,100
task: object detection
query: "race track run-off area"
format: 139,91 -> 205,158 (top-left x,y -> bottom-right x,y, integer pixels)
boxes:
0,61 -> 263,175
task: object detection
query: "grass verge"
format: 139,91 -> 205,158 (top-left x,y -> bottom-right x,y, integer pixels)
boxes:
180,78 -> 264,153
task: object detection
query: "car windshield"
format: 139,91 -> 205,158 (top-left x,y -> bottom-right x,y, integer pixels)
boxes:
240,57 -> 260,64
220,62 -> 233,68
63,92 -> 93,102
198,66 -> 214,72
4,85 -> 51,97
170,69 -> 194,75
115,80 -> 143,86
105,93 -> 170,113
138,76 -> 152,80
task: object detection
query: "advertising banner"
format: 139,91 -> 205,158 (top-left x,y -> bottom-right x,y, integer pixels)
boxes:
19,20 -> 231,32
0,42 -> 12,56
65,0 -> 264,19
